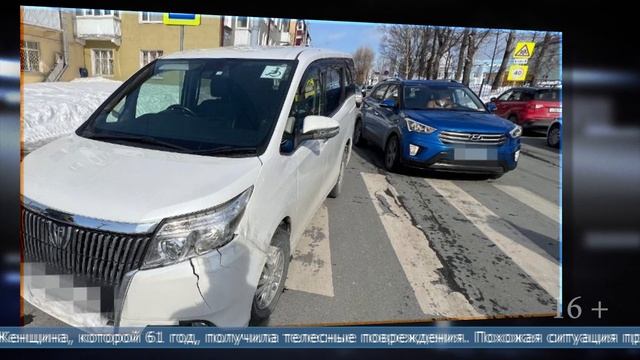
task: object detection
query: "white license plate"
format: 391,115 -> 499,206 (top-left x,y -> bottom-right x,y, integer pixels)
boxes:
549,107 -> 562,113
454,148 -> 490,160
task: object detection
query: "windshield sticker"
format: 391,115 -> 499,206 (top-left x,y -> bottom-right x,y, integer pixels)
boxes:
261,65 -> 287,79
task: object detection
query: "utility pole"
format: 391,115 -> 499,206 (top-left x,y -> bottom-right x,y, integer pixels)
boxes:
179,25 -> 184,51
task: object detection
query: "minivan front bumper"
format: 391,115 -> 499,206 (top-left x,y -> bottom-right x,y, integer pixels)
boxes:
118,239 -> 263,327
23,237 -> 264,328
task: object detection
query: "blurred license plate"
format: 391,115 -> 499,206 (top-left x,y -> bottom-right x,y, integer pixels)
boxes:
454,148 -> 497,160
549,107 -> 562,113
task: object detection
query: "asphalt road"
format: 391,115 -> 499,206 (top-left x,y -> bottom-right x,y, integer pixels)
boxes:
23,133 -> 560,327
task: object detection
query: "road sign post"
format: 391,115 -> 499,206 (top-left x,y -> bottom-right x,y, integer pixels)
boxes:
163,13 -> 201,51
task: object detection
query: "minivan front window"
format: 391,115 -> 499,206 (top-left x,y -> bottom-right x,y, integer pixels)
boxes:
403,85 -> 486,112
77,58 -> 296,156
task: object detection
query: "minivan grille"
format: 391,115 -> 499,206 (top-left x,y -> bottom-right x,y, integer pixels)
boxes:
21,207 -> 152,285
439,131 -> 506,145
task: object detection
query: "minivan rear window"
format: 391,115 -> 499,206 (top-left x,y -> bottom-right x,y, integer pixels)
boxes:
535,89 -> 560,101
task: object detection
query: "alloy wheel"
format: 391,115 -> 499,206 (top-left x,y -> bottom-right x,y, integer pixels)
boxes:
255,245 -> 285,310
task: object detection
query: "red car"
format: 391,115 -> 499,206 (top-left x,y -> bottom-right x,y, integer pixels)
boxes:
490,87 -> 561,131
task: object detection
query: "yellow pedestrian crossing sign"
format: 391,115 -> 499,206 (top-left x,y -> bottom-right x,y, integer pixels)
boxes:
513,41 -> 535,59
507,64 -> 528,81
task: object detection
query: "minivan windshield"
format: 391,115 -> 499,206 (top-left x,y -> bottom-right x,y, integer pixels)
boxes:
403,84 -> 486,112
77,58 -> 296,156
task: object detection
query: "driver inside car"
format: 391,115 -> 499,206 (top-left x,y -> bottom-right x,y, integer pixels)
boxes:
427,91 -> 454,109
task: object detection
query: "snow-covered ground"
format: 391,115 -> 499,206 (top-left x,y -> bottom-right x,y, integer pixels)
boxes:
23,77 -> 122,153
468,84 -> 511,103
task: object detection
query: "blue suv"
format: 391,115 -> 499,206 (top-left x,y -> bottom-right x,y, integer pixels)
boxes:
354,80 -> 522,177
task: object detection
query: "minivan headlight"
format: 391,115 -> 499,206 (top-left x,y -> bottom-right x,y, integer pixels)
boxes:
405,117 -> 437,134
142,187 -> 253,269
510,125 -> 523,138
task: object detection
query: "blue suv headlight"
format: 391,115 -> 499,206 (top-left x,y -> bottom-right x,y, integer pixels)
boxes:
405,117 -> 437,134
509,125 -> 523,138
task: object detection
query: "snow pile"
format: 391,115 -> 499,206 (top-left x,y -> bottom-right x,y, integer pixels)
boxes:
468,84 -> 511,103
23,78 -> 122,152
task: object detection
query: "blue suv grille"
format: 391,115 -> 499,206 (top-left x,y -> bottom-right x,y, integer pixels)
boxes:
439,131 -> 506,146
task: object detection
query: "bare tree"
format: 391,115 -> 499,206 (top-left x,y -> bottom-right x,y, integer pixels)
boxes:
353,46 -> 375,85
454,29 -> 470,81
379,25 -> 423,79
529,31 -> 555,85
426,27 -> 457,79
491,30 -> 516,90
462,29 -> 491,86
415,26 -> 434,79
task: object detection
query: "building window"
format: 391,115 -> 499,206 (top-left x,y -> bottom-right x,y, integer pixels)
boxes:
92,49 -> 114,76
140,12 -> 163,23
236,17 -> 248,29
20,41 -> 40,72
76,9 -> 119,17
140,50 -> 164,67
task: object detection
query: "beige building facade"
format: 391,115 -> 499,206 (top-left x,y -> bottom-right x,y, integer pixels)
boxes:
21,7 -> 223,83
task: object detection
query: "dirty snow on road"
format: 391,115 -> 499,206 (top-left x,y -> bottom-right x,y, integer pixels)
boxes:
23,77 -> 122,152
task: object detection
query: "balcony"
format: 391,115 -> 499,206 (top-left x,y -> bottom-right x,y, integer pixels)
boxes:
75,15 -> 121,45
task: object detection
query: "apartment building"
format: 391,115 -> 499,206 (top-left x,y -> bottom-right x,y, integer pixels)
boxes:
75,10 -> 222,81
21,7 -> 223,83
222,16 -> 311,47
21,7 -> 85,83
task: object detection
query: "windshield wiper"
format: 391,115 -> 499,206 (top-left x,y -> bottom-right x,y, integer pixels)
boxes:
191,146 -> 258,156
84,133 -> 192,152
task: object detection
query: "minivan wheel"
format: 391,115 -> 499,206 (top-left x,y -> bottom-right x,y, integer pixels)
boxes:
250,227 -> 290,323
329,144 -> 350,198
354,119 -> 365,146
384,135 -> 401,172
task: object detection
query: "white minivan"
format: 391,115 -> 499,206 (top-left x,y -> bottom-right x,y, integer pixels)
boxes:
21,47 -> 358,327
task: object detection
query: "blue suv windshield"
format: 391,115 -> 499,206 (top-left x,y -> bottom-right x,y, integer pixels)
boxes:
403,84 -> 486,112
77,58 -> 296,156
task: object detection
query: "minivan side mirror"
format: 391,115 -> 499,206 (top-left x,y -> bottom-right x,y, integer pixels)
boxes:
300,115 -> 340,141
380,98 -> 397,109
486,102 -> 498,113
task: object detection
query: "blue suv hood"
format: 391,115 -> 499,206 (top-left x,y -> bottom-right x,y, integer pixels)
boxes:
404,109 -> 515,133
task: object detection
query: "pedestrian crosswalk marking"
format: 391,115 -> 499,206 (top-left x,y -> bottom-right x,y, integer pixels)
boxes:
285,204 -> 335,297
425,179 -> 559,300
361,173 -> 481,317
493,184 -> 559,223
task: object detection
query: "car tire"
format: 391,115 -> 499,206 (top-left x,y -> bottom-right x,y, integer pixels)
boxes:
384,135 -> 401,172
328,144 -> 349,198
547,125 -> 560,148
354,118 -> 365,147
250,227 -> 290,324
508,115 -> 518,123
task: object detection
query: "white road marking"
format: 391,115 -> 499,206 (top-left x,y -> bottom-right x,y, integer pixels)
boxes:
426,178 -> 559,299
285,204 -> 334,297
361,173 -> 480,317
493,184 -> 559,223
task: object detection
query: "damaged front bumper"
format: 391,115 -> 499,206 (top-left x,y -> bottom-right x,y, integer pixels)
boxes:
23,239 -> 265,328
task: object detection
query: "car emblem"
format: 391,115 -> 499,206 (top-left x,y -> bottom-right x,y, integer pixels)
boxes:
48,223 -> 68,248
469,134 -> 482,141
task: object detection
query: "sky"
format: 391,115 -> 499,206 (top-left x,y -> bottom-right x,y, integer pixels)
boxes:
305,19 -> 550,64
307,20 -> 383,56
